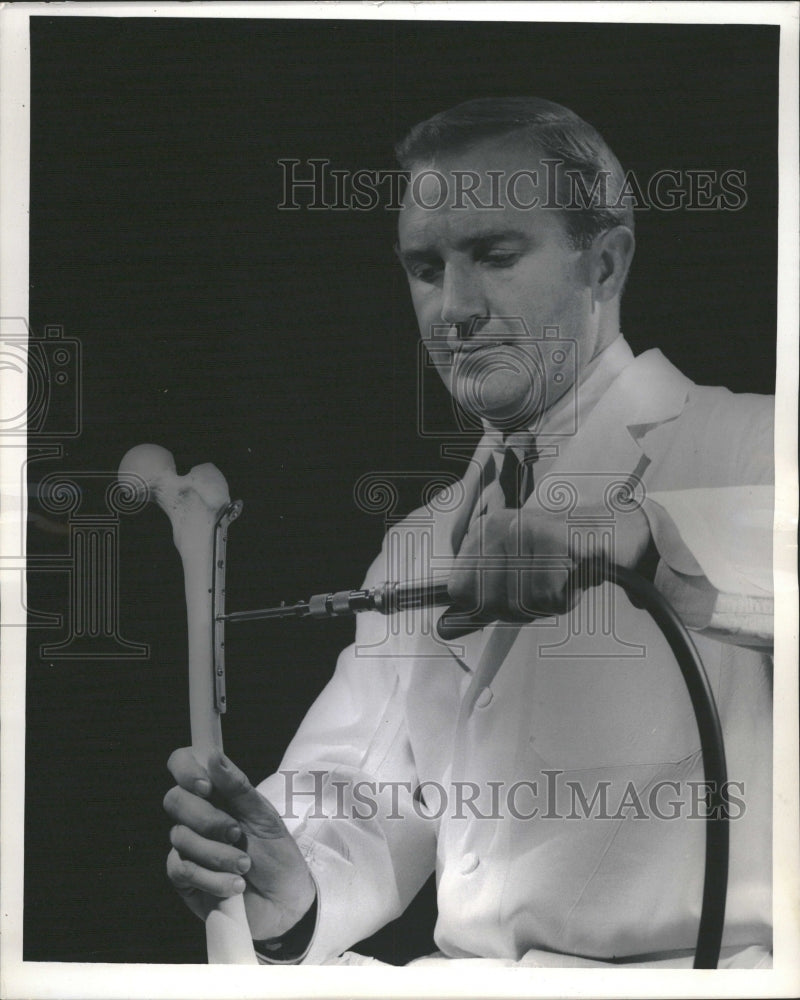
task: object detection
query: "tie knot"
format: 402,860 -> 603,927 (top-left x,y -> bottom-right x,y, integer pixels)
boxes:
503,429 -> 537,455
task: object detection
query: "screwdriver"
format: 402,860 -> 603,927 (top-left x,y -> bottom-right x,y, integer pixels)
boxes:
219,578 -> 453,623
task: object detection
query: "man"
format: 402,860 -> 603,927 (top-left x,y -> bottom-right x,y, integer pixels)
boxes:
163,98 -> 773,967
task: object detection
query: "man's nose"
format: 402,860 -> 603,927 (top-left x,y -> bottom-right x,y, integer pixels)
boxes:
440,264 -> 487,329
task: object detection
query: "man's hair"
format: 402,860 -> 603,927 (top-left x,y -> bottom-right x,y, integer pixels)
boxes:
395,96 -> 633,249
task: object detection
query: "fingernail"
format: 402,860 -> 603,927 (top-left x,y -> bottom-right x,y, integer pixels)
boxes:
236,856 -> 251,874
232,877 -> 246,894
227,825 -> 242,844
194,779 -> 212,797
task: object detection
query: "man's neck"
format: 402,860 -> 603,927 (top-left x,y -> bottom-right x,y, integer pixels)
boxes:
483,334 -> 634,443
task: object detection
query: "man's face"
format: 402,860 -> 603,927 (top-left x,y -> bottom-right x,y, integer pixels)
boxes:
396,139 -> 603,430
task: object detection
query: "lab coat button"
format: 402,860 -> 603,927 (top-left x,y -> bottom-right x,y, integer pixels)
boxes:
475,687 -> 493,708
460,852 -> 480,875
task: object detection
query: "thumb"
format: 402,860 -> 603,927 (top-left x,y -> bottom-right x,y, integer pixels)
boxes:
436,607 -> 491,640
207,752 -> 286,837
441,512 -> 502,638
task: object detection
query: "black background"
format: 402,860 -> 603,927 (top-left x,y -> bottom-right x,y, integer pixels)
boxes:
25,15 -> 778,963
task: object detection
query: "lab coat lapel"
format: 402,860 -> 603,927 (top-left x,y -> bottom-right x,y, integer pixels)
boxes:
529,349 -> 693,505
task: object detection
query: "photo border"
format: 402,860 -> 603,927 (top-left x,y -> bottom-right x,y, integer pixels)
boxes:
1,3 -> 797,998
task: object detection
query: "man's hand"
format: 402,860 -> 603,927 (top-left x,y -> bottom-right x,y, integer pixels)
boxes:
164,748 -> 316,941
448,504 -> 651,621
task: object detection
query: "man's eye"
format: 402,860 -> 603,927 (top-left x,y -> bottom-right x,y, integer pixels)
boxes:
408,263 -> 442,284
482,251 -> 521,268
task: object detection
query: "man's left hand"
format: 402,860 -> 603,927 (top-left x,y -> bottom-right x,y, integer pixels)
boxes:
447,504 -> 651,621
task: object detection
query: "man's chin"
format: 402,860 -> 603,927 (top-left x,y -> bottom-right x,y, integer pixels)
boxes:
456,392 -> 543,431
451,357 -> 543,428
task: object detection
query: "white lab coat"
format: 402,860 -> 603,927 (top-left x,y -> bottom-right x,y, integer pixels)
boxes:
258,349 -> 773,967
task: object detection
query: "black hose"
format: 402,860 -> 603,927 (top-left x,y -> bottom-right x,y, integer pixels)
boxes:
607,564 -> 729,969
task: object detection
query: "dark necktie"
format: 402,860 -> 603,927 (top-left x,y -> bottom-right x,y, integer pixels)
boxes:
498,441 -> 538,509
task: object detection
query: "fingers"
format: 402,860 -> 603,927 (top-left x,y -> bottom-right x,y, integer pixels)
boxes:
164,750 -> 287,846
448,510 -> 575,620
164,749 -> 291,916
448,512 -> 499,614
163,785 -> 242,845
206,753 -> 288,839
436,609 -> 491,640
169,824 -> 251,877
166,846 -> 246,899
448,510 -> 520,617
167,747 -> 213,798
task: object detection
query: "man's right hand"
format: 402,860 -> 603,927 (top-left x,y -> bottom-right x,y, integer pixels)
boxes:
164,748 -> 316,942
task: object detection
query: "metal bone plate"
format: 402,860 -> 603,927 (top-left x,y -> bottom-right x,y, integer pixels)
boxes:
212,499 -> 243,713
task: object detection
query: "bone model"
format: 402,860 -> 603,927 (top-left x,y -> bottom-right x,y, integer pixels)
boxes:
119,444 -> 257,964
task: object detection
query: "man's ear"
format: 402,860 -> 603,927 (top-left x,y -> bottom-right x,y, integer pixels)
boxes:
589,226 -> 635,303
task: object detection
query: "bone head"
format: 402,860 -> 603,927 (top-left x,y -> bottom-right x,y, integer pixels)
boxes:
119,444 -> 231,553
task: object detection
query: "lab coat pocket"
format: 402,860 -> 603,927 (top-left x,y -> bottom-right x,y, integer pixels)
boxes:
521,597 -> 704,771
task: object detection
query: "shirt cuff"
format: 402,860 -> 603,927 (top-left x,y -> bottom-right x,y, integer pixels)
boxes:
253,879 -> 320,965
655,561 -> 774,645
643,487 -> 773,596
